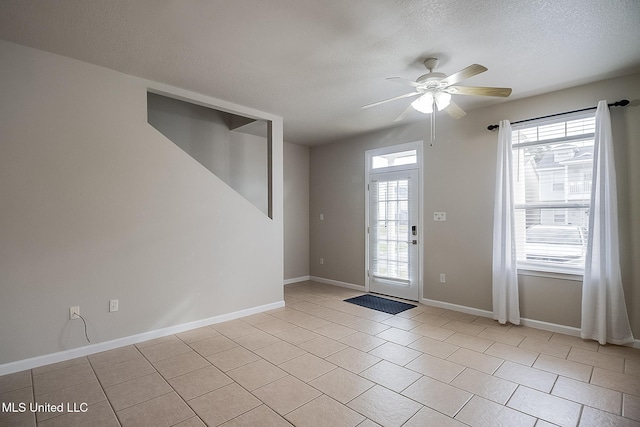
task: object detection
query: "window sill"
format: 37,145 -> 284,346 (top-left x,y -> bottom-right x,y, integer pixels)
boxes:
517,265 -> 583,282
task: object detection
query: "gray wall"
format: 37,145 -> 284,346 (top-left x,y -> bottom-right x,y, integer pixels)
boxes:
0,40 -> 284,366
309,72 -> 640,335
284,142 -> 310,280
147,93 -> 270,216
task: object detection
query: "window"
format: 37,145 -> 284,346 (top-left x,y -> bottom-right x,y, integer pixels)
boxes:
371,150 -> 417,169
512,114 -> 595,273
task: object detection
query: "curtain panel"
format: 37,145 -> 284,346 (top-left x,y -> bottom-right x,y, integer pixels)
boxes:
492,120 -> 520,325
581,100 -> 634,345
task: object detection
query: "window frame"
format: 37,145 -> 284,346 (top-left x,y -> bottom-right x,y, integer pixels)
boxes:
511,112 -> 595,276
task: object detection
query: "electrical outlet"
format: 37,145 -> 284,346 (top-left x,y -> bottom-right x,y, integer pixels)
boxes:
109,299 -> 119,313
69,306 -> 80,320
320,258 -> 324,265
440,273 -> 446,283
320,213 -> 324,221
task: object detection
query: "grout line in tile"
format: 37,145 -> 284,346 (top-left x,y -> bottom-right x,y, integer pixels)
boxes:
86,351 -> 123,427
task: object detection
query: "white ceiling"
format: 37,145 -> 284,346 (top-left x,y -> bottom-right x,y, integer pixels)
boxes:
1,0 -> 639,145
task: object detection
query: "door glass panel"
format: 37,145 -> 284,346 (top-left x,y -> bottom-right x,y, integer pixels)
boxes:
371,178 -> 411,281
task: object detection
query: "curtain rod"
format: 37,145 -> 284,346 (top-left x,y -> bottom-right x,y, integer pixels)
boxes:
486,99 -> 629,131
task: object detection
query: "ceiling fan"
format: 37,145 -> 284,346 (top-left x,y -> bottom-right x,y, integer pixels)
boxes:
362,58 -> 512,122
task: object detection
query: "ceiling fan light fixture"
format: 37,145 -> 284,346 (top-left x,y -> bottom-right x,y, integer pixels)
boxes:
411,91 -> 451,114
411,93 -> 434,114
435,92 -> 451,110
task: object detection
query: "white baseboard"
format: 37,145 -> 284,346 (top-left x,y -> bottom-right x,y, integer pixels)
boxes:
518,318 -> 581,337
421,297 -> 494,318
516,318 -> 640,349
0,300 -> 285,376
284,276 -> 310,285
421,297 -> 584,337
309,276 -> 366,291
421,297 -> 640,348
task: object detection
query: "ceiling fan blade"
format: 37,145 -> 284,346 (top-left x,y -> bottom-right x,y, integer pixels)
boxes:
362,92 -> 421,109
394,104 -> 415,122
386,77 -> 420,87
444,100 -> 466,119
440,64 -> 487,87
446,86 -> 512,97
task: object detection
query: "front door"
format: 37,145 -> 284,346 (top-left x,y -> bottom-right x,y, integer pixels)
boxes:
368,169 -> 419,301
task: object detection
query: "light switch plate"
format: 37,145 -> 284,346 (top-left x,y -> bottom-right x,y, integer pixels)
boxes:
433,212 -> 446,221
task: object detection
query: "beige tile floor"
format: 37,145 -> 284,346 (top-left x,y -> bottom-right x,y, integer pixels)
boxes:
1,281 -> 639,426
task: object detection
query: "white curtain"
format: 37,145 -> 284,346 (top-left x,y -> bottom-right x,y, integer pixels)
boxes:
581,100 -> 634,345
492,120 -> 520,325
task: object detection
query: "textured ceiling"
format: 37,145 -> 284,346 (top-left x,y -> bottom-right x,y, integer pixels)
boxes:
1,0 -> 639,145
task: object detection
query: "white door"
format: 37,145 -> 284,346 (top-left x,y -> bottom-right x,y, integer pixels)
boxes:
368,169 -> 419,301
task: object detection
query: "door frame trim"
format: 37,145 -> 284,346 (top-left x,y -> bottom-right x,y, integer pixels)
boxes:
364,141 -> 423,301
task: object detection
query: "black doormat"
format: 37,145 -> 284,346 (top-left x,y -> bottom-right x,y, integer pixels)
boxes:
344,294 -> 417,315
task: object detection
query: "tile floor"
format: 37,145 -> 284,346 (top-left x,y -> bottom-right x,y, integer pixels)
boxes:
1,281 -> 639,426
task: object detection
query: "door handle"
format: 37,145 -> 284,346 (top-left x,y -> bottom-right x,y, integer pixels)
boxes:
405,240 -> 417,245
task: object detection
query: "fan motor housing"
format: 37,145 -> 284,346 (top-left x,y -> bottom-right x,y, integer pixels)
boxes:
423,57 -> 439,70
416,72 -> 447,90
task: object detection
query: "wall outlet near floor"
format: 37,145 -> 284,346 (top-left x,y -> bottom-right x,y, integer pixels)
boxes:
434,212 -> 447,221
69,306 -> 80,320
440,273 -> 446,283
109,299 -> 119,313
320,258 -> 324,265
